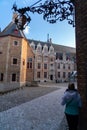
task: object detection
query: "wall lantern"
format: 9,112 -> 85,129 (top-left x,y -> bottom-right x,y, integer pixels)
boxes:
12,0 -> 75,30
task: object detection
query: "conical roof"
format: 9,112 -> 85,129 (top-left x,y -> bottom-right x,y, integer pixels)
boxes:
0,21 -> 26,38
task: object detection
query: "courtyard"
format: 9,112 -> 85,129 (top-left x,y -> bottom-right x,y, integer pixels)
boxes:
0,82 -> 70,112
0,82 -> 71,130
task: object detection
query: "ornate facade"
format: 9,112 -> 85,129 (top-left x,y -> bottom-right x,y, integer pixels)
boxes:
29,39 -> 76,83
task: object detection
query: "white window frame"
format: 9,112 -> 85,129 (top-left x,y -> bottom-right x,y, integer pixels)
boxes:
11,57 -> 18,66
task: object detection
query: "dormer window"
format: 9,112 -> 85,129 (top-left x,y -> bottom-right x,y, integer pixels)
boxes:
14,29 -> 18,34
49,45 -> 54,53
43,45 -> 48,53
13,40 -> 19,46
37,46 -> 41,51
30,42 -> 35,50
37,43 -> 42,52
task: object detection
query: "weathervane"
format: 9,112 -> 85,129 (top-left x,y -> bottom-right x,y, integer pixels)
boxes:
12,0 -> 75,30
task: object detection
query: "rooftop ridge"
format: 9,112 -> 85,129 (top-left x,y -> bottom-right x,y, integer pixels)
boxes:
0,21 -> 26,38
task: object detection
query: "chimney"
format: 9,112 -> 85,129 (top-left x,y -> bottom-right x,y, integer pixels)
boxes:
12,12 -> 18,22
49,38 -> 52,43
47,34 -> 49,42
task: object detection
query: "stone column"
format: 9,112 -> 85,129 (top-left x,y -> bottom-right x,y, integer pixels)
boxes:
75,1 -> 87,129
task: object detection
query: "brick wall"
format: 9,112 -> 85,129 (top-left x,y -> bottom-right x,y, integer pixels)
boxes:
26,41 -> 34,82
75,0 -> 87,129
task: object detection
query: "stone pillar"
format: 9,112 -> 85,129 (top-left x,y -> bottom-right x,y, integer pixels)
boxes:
75,1 -> 87,129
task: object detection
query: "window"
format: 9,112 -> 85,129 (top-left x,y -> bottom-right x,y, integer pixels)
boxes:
44,64 -> 47,69
50,64 -> 53,67
30,62 -> 32,68
68,72 -> 71,78
13,58 -> 17,64
63,64 -> 65,69
14,29 -> 18,34
37,72 -> 40,78
28,58 -> 32,62
38,56 -> 42,61
27,62 -> 32,69
68,64 -> 70,69
66,53 -> 70,61
49,46 -> 54,53
44,72 -> 47,78
0,73 -> 4,81
12,73 -> 16,81
0,52 -> 2,54
58,72 -> 60,78
23,59 -> 25,65
43,47 -> 48,53
37,47 -> 41,52
38,63 -> 41,69
43,56 -> 48,61
58,63 -> 60,69
56,53 -> 63,60
30,42 -> 35,50
63,72 -> 66,78
37,44 -> 41,52
72,56 -> 76,62
27,58 -> 32,69
13,40 -> 19,46
27,63 -> 29,68
50,57 -> 53,62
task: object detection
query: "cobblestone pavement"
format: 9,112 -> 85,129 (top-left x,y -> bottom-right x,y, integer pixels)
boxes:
0,86 -> 59,112
0,82 -> 71,130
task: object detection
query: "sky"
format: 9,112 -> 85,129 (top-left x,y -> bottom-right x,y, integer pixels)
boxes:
0,0 -> 75,48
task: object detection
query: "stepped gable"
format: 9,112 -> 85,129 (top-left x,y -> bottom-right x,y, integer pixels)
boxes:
0,22 -> 26,38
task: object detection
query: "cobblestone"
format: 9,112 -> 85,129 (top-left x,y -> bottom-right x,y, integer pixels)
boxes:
0,82 -> 70,130
0,86 -> 59,112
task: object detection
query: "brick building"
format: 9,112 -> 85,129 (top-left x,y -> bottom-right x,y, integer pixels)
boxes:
75,1 -> 87,129
0,21 -> 34,88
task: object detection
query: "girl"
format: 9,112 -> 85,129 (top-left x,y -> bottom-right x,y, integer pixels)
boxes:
61,83 -> 82,130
